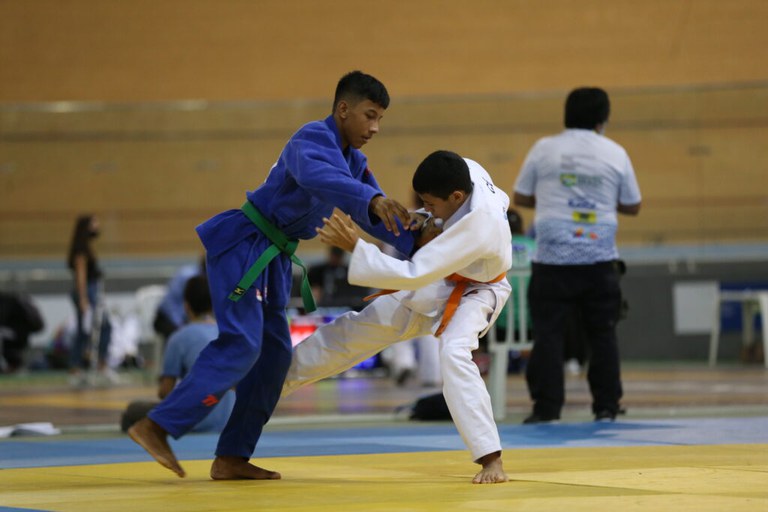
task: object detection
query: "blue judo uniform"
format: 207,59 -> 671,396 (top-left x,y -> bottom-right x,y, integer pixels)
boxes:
148,115 -> 414,459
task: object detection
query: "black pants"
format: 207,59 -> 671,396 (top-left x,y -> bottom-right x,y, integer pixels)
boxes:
525,261 -> 623,417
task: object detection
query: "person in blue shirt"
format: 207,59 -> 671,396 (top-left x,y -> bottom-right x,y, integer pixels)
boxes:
128,71 -> 415,480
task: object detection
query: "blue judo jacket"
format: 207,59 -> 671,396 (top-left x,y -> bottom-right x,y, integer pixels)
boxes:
196,115 -> 414,268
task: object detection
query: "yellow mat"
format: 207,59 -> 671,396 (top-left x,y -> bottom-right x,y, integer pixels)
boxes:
2,445 -> 766,512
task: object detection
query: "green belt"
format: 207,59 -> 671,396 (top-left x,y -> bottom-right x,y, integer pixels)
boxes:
227,201 -> 317,313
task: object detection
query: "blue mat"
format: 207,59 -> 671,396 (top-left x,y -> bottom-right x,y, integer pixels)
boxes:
1,416 -> 766,470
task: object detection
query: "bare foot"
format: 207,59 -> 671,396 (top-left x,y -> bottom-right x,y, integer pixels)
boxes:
128,417 -> 186,478
473,452 -> 508,484
210,456 -> 281,480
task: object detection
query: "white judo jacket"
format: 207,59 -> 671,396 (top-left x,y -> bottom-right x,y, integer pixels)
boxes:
348,158 -> 513,336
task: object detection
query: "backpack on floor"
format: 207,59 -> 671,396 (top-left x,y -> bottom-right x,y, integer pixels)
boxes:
410,392 -> 452,421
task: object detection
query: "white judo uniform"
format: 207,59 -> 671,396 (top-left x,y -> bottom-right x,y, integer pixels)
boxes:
283,158 -> 512,461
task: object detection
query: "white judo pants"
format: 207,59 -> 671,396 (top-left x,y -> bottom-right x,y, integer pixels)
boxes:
381,335 -> 442,386
282,291 -> 501,462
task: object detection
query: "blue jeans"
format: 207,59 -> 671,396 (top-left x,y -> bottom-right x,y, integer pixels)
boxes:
70,280 -> 111,369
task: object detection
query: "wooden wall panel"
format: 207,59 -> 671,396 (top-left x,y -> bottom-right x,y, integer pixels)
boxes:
1,1 -> 767,102
2,84 -> 767,258
1,1 -> 767,258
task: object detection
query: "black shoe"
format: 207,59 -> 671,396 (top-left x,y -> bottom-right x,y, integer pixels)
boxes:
594,410 -> 616,422
522,412 -> 560,424
594,407 -> 626,422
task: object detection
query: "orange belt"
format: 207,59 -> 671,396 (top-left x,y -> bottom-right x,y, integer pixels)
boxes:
363,272 -> 506,337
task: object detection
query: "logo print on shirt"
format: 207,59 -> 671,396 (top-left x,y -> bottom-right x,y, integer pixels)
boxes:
482,177 -> 495,193
560,173 -> 603,188
573,227 -> 599,240
202,394 -> 219,407
572,211 -> 597,224
568,197 -> 597,209
561,173 -> 578,187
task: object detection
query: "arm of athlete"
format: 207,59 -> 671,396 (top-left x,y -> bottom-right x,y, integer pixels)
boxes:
317,211 -> 439,252
368,195 -> 412,236
316,213 -> 361,252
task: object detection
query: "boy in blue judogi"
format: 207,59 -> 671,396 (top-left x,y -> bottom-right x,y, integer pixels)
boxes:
129,71 -> 415,479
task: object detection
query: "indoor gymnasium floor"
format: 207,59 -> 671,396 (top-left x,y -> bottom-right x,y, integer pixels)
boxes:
1,363 -> 767,511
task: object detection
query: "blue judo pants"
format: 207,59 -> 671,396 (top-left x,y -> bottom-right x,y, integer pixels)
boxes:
148,234 -> 293,459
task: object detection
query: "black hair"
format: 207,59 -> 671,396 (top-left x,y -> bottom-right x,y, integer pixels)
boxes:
183,275 -> 212,317
564,87 -> 610,129
412,150 -> 473,200
67,214 -> 95,269
332,70 -> 390,112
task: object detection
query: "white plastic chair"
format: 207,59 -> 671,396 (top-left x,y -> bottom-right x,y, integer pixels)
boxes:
134,284 -> 168,380
487,268 -> 534,420
710,288 -> 768,369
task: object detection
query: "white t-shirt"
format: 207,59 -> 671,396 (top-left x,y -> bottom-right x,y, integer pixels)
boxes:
514,129 -> 641,264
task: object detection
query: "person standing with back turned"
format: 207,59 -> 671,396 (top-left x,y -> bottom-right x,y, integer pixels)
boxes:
129,71 -> 414,479
513,87 -> 641,424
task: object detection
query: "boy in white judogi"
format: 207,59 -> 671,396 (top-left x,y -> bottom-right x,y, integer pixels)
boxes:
282,150 -> 512,484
